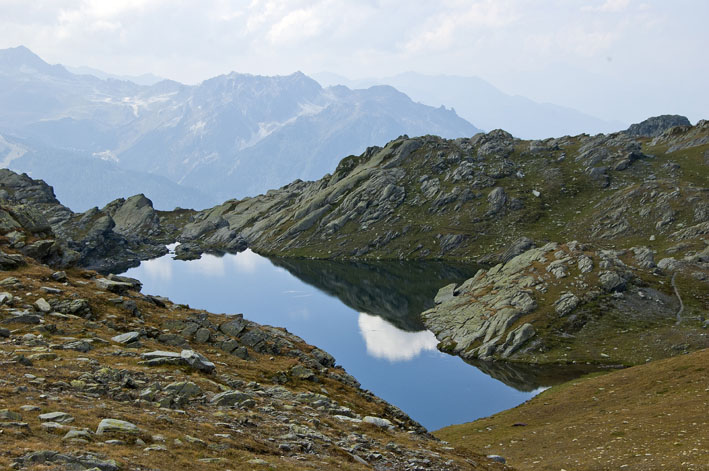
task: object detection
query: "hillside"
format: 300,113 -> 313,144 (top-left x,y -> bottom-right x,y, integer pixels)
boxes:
0,259 -> 511,470
436,348 -> 709,471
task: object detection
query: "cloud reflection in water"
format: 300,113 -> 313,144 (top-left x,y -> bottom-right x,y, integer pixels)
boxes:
358,312 -> 439,362
141,256 -> 173,281
229,249 -> 265,273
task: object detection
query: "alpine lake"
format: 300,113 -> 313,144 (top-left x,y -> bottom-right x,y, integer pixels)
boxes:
124,247 -> 575,431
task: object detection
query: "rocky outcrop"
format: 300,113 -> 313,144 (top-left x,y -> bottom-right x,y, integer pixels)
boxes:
422,240 -> 708,366
0,170 -> 175,273
4,118 -> 709,274
625,114 -> 691,137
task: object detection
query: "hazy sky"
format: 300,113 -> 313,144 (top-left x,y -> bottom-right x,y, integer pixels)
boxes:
1,0 -> 706,122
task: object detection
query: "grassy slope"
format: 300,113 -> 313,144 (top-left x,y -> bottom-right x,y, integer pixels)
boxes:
436,348 -> 709,471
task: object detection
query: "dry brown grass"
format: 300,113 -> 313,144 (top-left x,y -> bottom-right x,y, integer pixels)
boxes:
436,349 -> 709,471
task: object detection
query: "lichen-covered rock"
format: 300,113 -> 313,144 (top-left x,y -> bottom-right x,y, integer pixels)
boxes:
555,292 -> 580,316
96,418 -> 140,437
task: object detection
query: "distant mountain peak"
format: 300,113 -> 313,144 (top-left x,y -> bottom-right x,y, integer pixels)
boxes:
0,45 -> 45,65
0,45 -> 67,77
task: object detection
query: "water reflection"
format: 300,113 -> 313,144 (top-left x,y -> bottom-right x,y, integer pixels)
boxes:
358,312 -> 439,362
268,257 -> 480,331
466,358 -> 612,391
124,250 -> 540,430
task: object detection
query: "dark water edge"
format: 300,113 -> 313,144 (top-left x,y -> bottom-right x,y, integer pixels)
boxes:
465,359 -> 619,392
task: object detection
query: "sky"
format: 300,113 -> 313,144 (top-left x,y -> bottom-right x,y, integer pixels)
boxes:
0,0 -> 707,122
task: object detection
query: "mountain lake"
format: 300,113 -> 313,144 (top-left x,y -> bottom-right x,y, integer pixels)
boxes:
125,248 -> 550,431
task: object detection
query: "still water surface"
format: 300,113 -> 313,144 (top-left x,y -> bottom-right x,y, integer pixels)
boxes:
125,249 -> 538,431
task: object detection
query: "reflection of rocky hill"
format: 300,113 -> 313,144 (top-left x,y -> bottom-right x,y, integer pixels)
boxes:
465,358 -> 610,392
268,258 -> 479,332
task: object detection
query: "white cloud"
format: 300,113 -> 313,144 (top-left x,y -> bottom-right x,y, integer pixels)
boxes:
583,0 -> 631,12
403,0 -> 520,53
188,253 -> 226,276
358,313 -> 439,362
266,7 -> 322,44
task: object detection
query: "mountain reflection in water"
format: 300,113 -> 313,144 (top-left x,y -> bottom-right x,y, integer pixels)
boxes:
267,257 -> 481,332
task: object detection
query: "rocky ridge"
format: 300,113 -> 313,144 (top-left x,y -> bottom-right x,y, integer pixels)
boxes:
173,118 -> 709,268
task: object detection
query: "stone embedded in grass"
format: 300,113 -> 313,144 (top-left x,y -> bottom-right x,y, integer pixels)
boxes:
219,317 -> 247,337
144,445 -> 167,452
210,390 -> 252,407
290,365 -> 316,381
599,271 -> 626,292
96,418 -> 141,437
34,298 -> 52,313
363,416 -> 393,428
180,349 -> 215,373
38,412 -> 74,424
3,313 -> 41,324
27,353 -> 58,361
62,429 -> 93,442
0,409 -> 22,421
140,349 -> 215,373
142,350 -> 182,360
111,331 -> 140,344
555,292 -> 580,316
0,292 -> 14,305
62,340 -> 93,352
184,435 -> 206,446
334,415 -> 362,423
194,327 -> 210,343
164,381 -> 202,398
0,421 -> 30,432
40,286 -> 62,295
12,450 -> 120,471
95,278 -> 135,294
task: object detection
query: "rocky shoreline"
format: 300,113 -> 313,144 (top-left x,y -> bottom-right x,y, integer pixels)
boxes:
0,252 -> 509,470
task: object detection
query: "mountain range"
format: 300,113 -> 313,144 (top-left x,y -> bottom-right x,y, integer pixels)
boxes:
314,72 -> 626,139
0,46 -> 477,210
